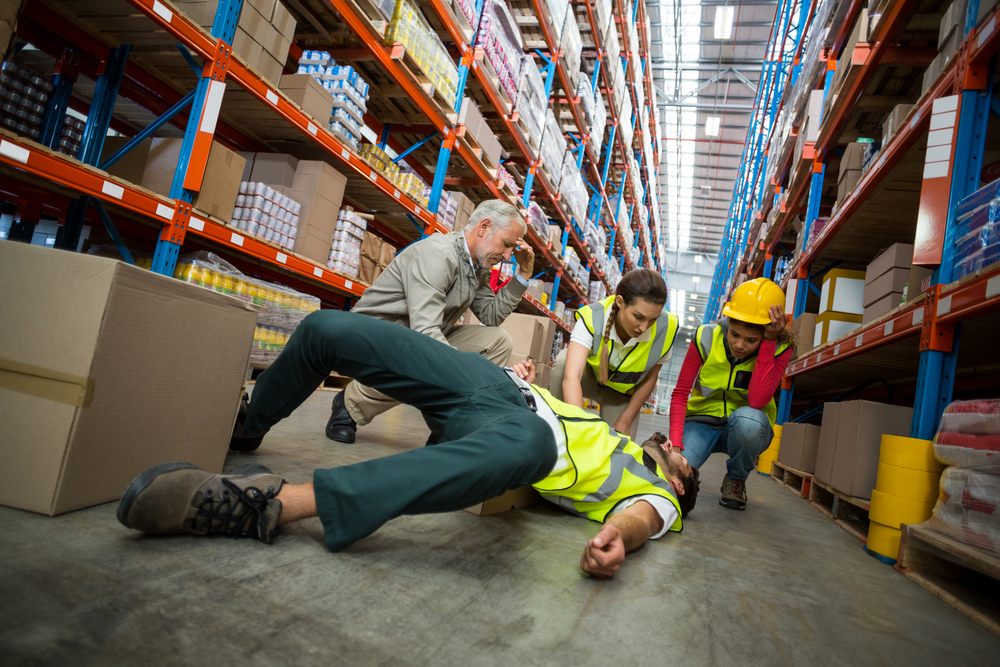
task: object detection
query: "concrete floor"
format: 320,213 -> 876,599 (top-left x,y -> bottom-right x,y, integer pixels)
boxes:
2,391 -> 998,665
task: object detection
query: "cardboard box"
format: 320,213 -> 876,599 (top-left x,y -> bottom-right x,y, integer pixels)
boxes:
500,314 -> 553,361
280,74 -> 335,122
790,312 -> 817,358
839,143 -> 866,181
141,138 -> 245,221
361,231 -> 383,261
862,292 -> 903,324
98,136 -> 153,184
0,242 -> 258,515
777,422 -> 822,473
864,267 -> 909,307
939,0 -> 969,47
865,243 -> 913,284
819,268 -> 866,315
272,1 -> 297,40
236,151 -> 256,181
882,104 -> 914,146
258,52 -> 284,85
293,229 -> 336,264
249,152 -> 299,189
294,193 -> 340,233
248,0 -> 277,21
814,311 -> 863,347
292,160 -> 348,204
904,265 -> 934,302
815,403 -> 841,486
359,256 -> 382,284
464,486 -> 540,515
259,23 -> 289,61
549,223 -> 563,248
830,401 -> 914,499
231,27 -> 263,68
378,241 -> 396,267
837,169 -> 862,202
238,0 -> 267,37
458,97 -> 482,138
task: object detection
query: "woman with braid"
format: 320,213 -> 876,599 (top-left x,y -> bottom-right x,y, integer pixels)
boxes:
546,269 -> 679,439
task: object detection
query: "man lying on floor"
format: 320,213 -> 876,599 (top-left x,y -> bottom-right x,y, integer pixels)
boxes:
117,310 -> 700,577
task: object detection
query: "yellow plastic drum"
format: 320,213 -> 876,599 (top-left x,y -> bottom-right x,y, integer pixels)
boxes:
879,435 -> 945,473
756,451 -> 779,475
875,463 -> 941,505
869,489 -> 935,529
867,521 -> 902,559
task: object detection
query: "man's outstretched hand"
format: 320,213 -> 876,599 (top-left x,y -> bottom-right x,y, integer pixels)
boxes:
580,523 -> 626,577
510,357 -> 536,384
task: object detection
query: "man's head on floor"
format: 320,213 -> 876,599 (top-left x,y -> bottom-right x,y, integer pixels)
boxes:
464,200 -> 527,268
642,432 -> 701,518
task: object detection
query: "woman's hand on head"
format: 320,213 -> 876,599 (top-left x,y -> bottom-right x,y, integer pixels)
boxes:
763,304 -> 786,341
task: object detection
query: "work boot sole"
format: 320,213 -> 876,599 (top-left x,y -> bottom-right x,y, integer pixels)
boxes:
117,461 -> 199,528
719,497 -> 747,511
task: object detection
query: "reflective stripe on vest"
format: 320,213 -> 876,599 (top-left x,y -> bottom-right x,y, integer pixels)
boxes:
530,385 -> 683,529
574,297 -> 679,395
686,322 -> 791,425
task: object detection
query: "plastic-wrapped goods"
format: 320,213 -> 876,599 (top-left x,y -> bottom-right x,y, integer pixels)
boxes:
326,206 -> 369,278
544,0 -> 568,42
438,191 -> 459,230
231,182 -> 300,250
559,152 -> 589,225
953,189 -> 1000,280
540,109 -> 567,188
583,220 -> 605,258
453,0 -> 479,27
477,0 -> 523,103
386,0 -> 458,103
560,9 -> 582,90
577,77 -> 595,126
498,164 -> 519,197
589,280 -> 606,303
594,0 -> 612,31
590,89 -> 607,156
516,56 -> 546,148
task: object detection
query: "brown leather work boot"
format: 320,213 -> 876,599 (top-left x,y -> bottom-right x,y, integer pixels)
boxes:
117,462 -> 285,543
720,474 -> 748,511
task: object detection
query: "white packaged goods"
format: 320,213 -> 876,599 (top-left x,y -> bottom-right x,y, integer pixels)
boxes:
477,0 -> 523,102
559,150 -> 589,224
594,0 -> 611,30
560,9 -> 582,89
385,0 -> 458,103
584,219 -> 605,257
231,181 -> 300,250
438,191 -> 459,230
544,0 -> 568,41
526,202 -> 550,239
516,56 -> 546,147
577,77 -> 595,126
296,51 -> 370,149
327,206 -> 368,278
591,89 -> 606,155
540,108 -> 567,187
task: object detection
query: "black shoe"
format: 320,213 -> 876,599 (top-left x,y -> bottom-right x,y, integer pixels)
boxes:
230,393 -> 266,452
326,391 -> 357,443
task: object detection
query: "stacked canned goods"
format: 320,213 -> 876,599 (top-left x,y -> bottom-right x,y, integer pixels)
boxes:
0,62 -> 52,143
232,181 -> 301,250
327,206 -> 368,278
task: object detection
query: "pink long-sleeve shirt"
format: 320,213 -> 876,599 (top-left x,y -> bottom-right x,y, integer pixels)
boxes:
669,339 -> 792,448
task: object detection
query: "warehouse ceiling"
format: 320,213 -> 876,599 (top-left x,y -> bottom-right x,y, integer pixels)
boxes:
649,0 -> 777,279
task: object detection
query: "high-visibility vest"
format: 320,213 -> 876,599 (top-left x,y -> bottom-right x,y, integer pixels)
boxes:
531,385 -> 684,529
574,296 -> 679,395
686,321 -> 792,425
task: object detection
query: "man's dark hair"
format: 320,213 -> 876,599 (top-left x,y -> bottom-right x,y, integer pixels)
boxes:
676,466 -> 700,518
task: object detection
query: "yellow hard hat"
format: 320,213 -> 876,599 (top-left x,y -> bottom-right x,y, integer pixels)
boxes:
722,278 -> 785,325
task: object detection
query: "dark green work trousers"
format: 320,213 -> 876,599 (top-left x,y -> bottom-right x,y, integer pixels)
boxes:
244,310 -> 558,551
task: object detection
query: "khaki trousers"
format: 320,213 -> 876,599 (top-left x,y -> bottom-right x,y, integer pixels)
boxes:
548,348 -> 640,439
344,324 -> 514,425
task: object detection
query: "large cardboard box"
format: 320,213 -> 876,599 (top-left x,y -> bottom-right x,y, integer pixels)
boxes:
272,0 -> 297,40
865,243 -> 913,284
939,0 -> 969,46
258,52 -> 284,85
863,267 -> 909,307
814,311 -> 863,346
819,268 -> 866,315
378,241 -> 396,267
790,312 -> 817,358
548,224 -> 563,248
361,231 -> 383,261
815,402 -> 842,486
290,160 -> 348,251
359,256 -> 382,284
294,228 -> 336,264
839,143 -> 866,181
500,313 -> 556,362
862,292 -> 903,324
231,27 -> 263,68
464,486 -> 540,515
837,169 -> 862,202
830,401 -> 913,499
0,242 -> 257,515
882,104 -> 914,146
141,138 -> 245,221
777,422 -> 822,473
249,152 -> 299,189
98,136 -> 153,184
280,74 -> 335,122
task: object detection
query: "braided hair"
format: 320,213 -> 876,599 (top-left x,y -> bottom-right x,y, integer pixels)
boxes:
597,269 -> 667,384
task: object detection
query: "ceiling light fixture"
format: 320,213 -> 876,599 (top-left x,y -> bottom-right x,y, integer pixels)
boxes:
714,6 -> 735,40
694,254 -> 703,264
705,116 -> 721,137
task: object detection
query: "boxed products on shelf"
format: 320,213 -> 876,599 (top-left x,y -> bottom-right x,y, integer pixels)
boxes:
449,191 -> 476,230
814,268 -> 865,345
588,280 -> 606,303
0,61 -> 52,144
789,312 -> 817,358
497,164 -> 518,197
814,400 -> 914,499
591,87 -> 606,156
245,152 -> 299,188
881,104 -> 913,146
515,56 -> 546,149
560,8 -> 582,90
953,183 -> 1000,280
279,73 -> 336,124
359,231 -> 397,283
452,0 -> 479,27
862,243 -> 912,323
327,206 -> 368,278
141,138 -> 246,221
548,223 -> 563,249
777,422 -> 821,473
540,109 -> 567,187
386,0 -> 459,104
0,241 -> 258,515
559,151 -> 589,224
231,181 -> 300,250
477,0 -> 523,103
290,159 -> 348,264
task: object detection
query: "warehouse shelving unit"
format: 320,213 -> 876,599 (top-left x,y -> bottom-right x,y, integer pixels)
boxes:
709,0 -> 1000,440
0,0 -> 667,336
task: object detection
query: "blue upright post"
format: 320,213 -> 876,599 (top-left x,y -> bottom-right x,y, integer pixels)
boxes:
39,53 -> 77,149
600,124 -> 617,187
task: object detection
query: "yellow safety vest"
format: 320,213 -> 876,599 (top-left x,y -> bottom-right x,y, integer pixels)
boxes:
530,385 -> 683,529
574,296 -> 679,395
686,322 -> 791,425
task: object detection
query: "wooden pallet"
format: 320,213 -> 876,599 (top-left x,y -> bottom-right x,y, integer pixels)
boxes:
808,478 -> 871,545
896,523 -> 1000,638
770,461 -> 814,499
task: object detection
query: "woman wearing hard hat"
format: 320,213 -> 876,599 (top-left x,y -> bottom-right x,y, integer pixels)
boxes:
545,269 -> 679,439
668,278 -> 794,510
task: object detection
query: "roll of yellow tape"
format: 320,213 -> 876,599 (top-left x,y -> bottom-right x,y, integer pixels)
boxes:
879,435 -> 945,473
869,489 -> 935,529
867,521 -> 902,559
876,463 -> 941,504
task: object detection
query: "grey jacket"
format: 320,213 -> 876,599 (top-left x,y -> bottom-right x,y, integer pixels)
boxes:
352,231 -> 527,345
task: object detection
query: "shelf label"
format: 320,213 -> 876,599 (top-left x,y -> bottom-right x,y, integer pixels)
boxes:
189,216 -> 205,231
369,170 -> 378,181
937,295 -> 952,317
101,180 -> 124,200
152,0 -> 172,22
923,161 -> 950,179
308,123 -> 318,136
927,128 -> 954,147
834,344 -> 840,356
884,321 -> 894,335
856,335 -> 863,348
929,111 -> 957,131
341,148 -> 350,159
987,276 -> 1000,300
925,144 -> 952,163
912,307 -> 924,327
313,267 -> 323,278
201,80 -> 225,134
231,232 -> 244,246
155,203 -> 174,220
394,189 -> 400,199
276,252 -> 287,264
266,90 -> 279,105
979,17 -> 995,48
345,280 -> 353,289
0,140 -> 29,164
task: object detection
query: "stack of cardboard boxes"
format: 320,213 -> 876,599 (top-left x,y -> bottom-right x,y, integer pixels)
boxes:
278,74 -> 335,124
924,0 -> 968,95
814,268 -> 865,346
175,0 -> 295,85
777,422 -> 822,474
795,90 -> 824,162
449,192 -> 476,231
359,232 -> 397,284
838,142 -> 866,204
499,313 -> 558,390
458,98 -> 502,168
140,138 -> 246,222
824,9 -> 868,119
881,104 -> 913,147
862,243 -> 912,324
